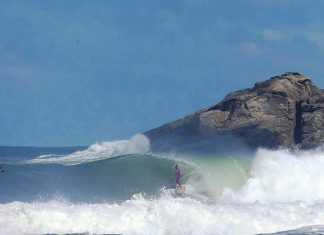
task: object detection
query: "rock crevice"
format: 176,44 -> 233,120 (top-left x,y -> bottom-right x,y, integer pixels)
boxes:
294,101 -> 303,145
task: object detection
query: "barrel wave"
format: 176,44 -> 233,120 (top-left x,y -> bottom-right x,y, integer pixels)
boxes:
2,135 -> 324,235
1,154 -> 194,203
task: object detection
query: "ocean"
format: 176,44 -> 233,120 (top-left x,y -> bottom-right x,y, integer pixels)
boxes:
1,134 -> 324,235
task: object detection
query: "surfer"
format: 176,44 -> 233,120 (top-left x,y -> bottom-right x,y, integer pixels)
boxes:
175,164 -> 182,189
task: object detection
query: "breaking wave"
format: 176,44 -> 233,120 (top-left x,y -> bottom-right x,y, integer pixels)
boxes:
25,134 -> 150,165
2,196 -> 324,235
3,139 -> 324,234
220,147 -> 324,204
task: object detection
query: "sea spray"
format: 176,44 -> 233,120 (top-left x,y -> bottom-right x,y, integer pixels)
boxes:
26,134 -> 150,165
220,147 -> 324,203
2,196 -> 324,235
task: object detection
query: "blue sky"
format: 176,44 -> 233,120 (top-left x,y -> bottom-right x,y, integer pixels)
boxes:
1,0 -> 324,146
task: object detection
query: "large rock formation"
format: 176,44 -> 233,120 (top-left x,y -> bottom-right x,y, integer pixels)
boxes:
144,72 -> 324,152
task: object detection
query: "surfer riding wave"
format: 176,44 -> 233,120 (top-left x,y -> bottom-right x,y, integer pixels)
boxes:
175,164 -> 182,188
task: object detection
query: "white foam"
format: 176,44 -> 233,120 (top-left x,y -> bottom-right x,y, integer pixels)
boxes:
26,134 -> 150,165
1,197 -> 324,235
220,147 -> 324,204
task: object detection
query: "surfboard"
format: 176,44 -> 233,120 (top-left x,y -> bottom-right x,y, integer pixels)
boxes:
176,185 -> 186,194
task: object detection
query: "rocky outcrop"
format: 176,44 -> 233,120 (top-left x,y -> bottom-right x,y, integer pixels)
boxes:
144,72 -> 324,152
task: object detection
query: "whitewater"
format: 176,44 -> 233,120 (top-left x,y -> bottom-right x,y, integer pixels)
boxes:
2,134 -> 324,235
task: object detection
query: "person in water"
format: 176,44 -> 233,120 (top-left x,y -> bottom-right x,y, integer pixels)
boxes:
175,164 -> 182,188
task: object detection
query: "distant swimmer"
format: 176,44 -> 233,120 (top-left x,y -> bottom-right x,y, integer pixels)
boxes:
175,164 -> 182,189
0,165 -> 4,172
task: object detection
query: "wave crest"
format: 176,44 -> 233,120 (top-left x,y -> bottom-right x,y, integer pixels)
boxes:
26,134 -> 150,165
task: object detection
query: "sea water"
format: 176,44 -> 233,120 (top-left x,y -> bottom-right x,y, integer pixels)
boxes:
1,134 -> 324,235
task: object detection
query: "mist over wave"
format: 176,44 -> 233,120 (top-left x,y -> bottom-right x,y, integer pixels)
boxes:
26,134 -> 150,165
220,146 -> 324,204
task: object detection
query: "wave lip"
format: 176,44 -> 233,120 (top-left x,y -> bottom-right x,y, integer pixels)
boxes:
25,134 -> 150,165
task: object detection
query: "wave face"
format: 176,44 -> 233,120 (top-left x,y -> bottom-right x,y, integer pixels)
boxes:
2,135 -> 324,235
0,154 -> 182,203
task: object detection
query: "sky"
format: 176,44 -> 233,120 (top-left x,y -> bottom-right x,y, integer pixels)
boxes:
1,0 -> 324,146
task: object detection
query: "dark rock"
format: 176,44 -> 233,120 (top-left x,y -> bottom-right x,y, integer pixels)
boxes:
144,72 -> 324,152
